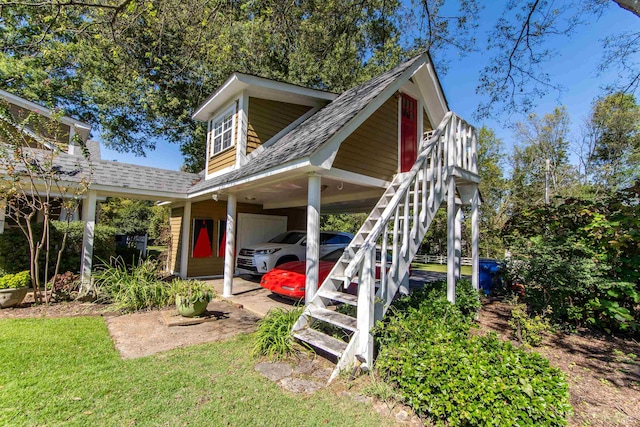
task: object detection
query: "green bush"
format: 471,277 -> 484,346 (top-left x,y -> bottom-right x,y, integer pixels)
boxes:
93,257 -> 172,312
502,188 -> 640,334
0,271 -> 31,289
392,279 -> 481,321
508,303 -> 552,346
0,222 -> 116,275
253,307 -> 304,360
374,290 -> 571,426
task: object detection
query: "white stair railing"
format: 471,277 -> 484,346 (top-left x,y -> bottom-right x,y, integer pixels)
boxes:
292,112 -> 477,381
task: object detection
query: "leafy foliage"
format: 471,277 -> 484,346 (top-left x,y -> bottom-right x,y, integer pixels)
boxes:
0,271 -> 31,289
253,307 -> 304,360
93,257 -> 172,312
503,184 -> 640,333
0,222 -> 116,275
171,279 -> 214,306
0,0 -> 405,170
508,303 -> 553,347
375,288 -> 571,426
49,271 -> 80,302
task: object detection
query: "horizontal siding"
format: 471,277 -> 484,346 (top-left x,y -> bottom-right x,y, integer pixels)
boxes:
168,207 -> 183,273
207,146 -> 236,173
333,96 -> 399,181
8,104 -> 71,148
184,200 -> 306,277
207,108 -> 239,174
246,98 -> 312,153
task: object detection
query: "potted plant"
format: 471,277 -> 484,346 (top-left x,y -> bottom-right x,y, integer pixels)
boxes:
0,271 -> 31,308
172,279 -> 215,317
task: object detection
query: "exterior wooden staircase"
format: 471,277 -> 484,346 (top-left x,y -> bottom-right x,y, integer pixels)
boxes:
291,112 -> 479,382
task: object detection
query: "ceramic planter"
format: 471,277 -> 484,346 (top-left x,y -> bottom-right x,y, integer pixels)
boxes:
0,287 -> 29,308
175,294 -> 208,317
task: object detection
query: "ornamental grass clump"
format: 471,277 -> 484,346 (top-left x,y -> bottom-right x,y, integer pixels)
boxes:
253,307 -> 304,360
374,287 -> 571,426
93,257 -> 172,312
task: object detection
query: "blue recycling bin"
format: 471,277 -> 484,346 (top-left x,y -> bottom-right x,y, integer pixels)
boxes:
478,259 -> 502,295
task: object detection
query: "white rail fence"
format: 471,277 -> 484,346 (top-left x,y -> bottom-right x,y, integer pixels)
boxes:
414,254 -> 472,265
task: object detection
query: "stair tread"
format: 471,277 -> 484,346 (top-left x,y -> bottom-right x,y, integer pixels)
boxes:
294,328 -> 348,357
309,306 -> 357,331
318,289 -> 358,305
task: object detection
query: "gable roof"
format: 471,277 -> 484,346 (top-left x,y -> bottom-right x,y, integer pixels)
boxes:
189,53 -> 432,196
0,89 -> 92,141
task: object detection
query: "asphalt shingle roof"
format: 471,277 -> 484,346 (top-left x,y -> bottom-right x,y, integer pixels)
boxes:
188,55 -> 423,194
1,148 -> 200,196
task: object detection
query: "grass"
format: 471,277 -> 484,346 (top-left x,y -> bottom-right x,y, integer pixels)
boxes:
411,262 -> 472,276
0,317 -> 387,427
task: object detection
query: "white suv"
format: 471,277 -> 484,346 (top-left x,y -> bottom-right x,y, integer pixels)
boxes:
236,230 -> 353,275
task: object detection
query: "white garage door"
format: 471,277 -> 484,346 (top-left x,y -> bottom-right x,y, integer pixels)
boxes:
236,213 -> 288,263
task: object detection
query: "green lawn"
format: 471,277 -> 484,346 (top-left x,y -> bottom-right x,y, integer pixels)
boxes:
0,317 -> 387,427
411,262 -> 472,276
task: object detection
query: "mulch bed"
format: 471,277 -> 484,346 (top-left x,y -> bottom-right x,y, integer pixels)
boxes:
479,300 -> 640,427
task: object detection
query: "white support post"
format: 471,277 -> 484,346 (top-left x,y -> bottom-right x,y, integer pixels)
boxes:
80,190 -> 97,293
223,193 -> 237,297
305,173 -> 321,305
454,204 -> 462,280
0,198 -> 5,234
179,200 -> 192,279
356,245 -> 376,369
471,187 -> 480,291
447,178 -> 456,303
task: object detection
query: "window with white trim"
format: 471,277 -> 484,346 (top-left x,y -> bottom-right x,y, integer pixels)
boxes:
209,106 -> 235,157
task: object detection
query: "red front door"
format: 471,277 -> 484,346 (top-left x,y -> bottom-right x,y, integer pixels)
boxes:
400,94 -> 418,173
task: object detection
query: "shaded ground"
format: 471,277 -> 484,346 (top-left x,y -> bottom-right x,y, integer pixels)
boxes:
479,300 -> 640,427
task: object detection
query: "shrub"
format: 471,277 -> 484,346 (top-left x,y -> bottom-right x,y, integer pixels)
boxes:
49,271 -> 80,302
502,189 -> 640,334
508,303 -> 552,346
375,290 -> 571,426
253,307 -> 304,360
391,279 -> 481,321
93,257 -> 171,312
0,271 -> 31,289
0,222 -> 116,275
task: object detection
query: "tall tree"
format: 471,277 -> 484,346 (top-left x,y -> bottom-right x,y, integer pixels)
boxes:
509,106 -> 578,208
476,126 -> 507,258
582,92 -> 640,189
0,0 -> 403,171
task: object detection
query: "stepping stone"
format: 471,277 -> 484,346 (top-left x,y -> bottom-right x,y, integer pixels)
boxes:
279,377 -> 324,394
254,362 -> 293,382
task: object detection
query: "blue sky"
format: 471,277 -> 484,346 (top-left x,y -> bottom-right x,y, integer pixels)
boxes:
101,2 -> 639,171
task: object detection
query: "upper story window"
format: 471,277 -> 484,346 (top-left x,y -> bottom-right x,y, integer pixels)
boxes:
209,105 -> 235,157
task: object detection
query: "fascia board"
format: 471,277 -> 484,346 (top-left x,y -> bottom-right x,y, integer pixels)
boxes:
187,158 -> 316,198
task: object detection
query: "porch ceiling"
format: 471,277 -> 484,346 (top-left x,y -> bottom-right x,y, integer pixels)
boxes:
199,172 -> 384,214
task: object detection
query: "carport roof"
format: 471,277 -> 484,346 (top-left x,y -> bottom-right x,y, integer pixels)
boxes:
1,147 -> 200,199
